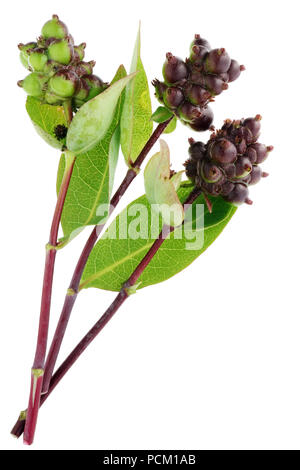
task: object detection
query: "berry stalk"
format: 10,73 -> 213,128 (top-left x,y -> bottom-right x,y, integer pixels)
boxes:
11,185 -> 201,439
23,150 -> 76,446
63,99 -> 73,126
41,117 -> 173,394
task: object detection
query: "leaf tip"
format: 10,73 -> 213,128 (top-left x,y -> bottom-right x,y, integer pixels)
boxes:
159,139 -> 170,164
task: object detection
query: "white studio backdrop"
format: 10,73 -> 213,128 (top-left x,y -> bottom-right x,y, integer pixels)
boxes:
1,0 -> 299,450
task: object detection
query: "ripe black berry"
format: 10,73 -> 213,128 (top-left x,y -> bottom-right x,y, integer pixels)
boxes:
188,141 -> 206,160
184,159 -> 198,181
227,60 -> 245,82
210,138 -> 237,164
152,79 -> 167,104
188,106 -> 214,131
201,160 -> 224,183
234,157 -> 252,179
225,183 -> 251,205
184,115 -> 272,206
204,75 -> 228,96
191,34 -> 211,51
189,45 -> 209,65
163,87 -> 184,109
248,165 -> 262,185
243,115 -> 262,141
187,84 -> 211,106
249,143 -> 268,164
162,53 -> 188,84
204,48 -> 231,74
153,34 -> 244,132
179,101 -> 202,123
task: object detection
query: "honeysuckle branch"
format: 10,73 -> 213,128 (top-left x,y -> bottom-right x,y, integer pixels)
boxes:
11,185 -> 201,439
23,149 -> 76,446
41,116 -> 174,395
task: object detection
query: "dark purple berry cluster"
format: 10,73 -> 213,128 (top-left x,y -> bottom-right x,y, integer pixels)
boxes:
17,15 -> 107,109
152,34 -> 244,131
184,115 -> 273,205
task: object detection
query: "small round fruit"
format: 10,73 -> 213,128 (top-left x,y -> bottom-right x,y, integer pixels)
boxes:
245,146 -> 257,164
225,183 -> 250,205
189,106 -> 214,131
189,68 -> 204,85
49,69 -> 78,97
187,84 -> 211,106
227,60 -> 245,82
204,48 -> 231,74
249,165 -> 262,185
243,115 -> 262,141
44,90 -> 63,105
83,74 -> 106,100
219,72 -> 229,82
220,181 -> 235,196
204,75 -> 228,95
75,60 -> 95,77
18,73 -> 48,98
73,43 -> 86,61
41,15 -> 68,39
234,157 -> 252,178
178,101 -> 202,123
163,86 -> 184,109
236,139 -> 247,155
152,79 -> 167,103
48,39 -> 73,65
43,60 -> 61,76
184,159 -> 197,180
209,138 -> 237,164
249,143 -> 268,164
188,141 -> 206,160
189,45 -> 209,64
74,78 -> 90,101
201,159 -> 224,183
18,42 -> 36,69
191,34 -> 211,51
222,163 -> 236,178
162,53 -> 188,84
28,48 -> 48,72
228,125 -> 252,149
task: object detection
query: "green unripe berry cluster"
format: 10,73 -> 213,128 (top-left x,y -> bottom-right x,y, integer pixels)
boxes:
17,15 -> 107,109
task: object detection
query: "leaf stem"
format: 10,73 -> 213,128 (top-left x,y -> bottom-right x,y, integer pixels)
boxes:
41,117 -> 173,394
11,185 -> 201,439
23,151 -> 76,446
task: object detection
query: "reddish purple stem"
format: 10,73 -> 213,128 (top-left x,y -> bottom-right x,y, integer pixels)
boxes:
11,186 -> 201,439
23,155 -> 76,445
42,118 -> 173,394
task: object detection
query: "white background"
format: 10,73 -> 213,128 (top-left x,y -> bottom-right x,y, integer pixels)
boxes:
1,0 -> 299,450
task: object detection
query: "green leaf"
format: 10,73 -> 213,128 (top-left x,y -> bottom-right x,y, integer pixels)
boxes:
80,185 -> 237,292
164,116 -> 177,134
144,140 -> 184,227
67,72 -> 135,155
120,24 -> 153,167
108,125 -> 121,197
56,65 -> 127,243
26,97 -> 68,149
151,106 -> 173,123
